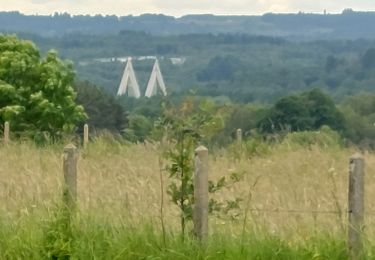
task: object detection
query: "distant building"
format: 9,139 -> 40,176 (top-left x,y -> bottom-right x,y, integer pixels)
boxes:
117,57 -> 128,63
94,57 -> 116,63
170,57 -> 186,65
137,56 -> 157,61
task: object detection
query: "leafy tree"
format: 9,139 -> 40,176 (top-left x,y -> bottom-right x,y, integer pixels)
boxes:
75,81 -> 126,133
118,96 -> 166,142
122,114 -> 153,142
341,93 -> 375,147
0,35 -> 86,140
302,89 -> 345,130
259,95 -> 312,132
259,89 -> 345,133
156,97 -> 241,239
214,104 -> 267,145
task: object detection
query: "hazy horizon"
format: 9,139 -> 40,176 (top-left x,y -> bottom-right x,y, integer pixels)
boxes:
1,0 -> 375,17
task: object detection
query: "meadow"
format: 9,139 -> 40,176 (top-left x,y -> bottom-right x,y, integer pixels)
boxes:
1,136 -> 375,259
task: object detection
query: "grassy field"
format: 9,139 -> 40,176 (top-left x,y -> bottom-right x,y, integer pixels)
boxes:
1,137 -> 375,259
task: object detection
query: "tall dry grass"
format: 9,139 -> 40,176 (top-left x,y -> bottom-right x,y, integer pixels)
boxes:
0,137 -> 375,242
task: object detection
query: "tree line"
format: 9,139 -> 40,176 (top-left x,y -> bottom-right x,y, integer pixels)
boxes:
3,11 -> 375,39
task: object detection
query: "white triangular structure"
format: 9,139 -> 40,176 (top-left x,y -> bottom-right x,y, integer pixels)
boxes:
145,59 -> 167,97
117,57 -> 141,98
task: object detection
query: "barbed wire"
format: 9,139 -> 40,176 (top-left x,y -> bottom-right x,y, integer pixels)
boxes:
248,208 -> 341,214
248,208 -> 375,215
81,197 -> 375,216
5,194 -> 375,215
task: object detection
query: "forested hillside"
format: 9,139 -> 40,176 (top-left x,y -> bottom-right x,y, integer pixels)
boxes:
2,11 -> 375,103
15,31 -> 375,103
2,10 -> 375,39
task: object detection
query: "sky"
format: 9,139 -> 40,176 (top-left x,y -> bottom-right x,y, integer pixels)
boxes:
0,0 -> 375,17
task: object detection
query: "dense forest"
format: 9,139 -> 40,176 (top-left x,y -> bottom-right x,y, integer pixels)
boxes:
16,31 -> 375,103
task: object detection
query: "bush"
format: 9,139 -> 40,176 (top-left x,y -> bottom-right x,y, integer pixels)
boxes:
281,126 -> 343,148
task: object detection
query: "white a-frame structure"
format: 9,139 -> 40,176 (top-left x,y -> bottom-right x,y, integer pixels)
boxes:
145,59 -> 167,97
117,57 -> 141,98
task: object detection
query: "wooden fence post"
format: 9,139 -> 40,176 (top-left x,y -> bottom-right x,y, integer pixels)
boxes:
194,145 -> 209,241
4,121 -> 9,144
236,128 -> 242,146
83,124 -> 89,148
63,144 -> 78,211
348,153 -> 365,259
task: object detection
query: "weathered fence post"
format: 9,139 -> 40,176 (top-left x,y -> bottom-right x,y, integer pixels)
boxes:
348,153 -> 365,260
235,128 -> 243,158
194,145 -> 209,241
4,121 -> 9,144
63,144 -> 78,212
83,123 -> 89,148
236,128 -> 242,145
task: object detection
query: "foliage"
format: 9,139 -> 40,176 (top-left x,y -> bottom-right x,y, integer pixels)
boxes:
242,135 -> 273,157
74,81 -> 126,134
157,97 -> 241,237
119,96 -> 166,142
0,35 -> 86,141
325,55 -> 340,73
13,30 -> 375,104
5,6 -> 375,109
197,55 -> 242,82
42,205 -> 73,259
341,93 -> 375,148
6,32 -> 375,146
0,216 -> 350,259
281,126 -> 343,149
258,89 -> 346,134
361,48 -> 375,69
122,114 -> 153,142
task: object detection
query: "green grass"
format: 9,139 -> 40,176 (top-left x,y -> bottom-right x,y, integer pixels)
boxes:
0,212 -> 349,259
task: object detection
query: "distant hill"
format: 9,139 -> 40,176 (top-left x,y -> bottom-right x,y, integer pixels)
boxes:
1,10 -> 375,40
10,30 -> 375,103
3,10 -> 375,103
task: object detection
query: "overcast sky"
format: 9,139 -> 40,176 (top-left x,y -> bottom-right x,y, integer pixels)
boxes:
1,0 -> 375,17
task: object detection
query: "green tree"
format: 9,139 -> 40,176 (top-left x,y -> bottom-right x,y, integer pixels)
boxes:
214,104 -> 267,145
156,97 -> 240,239
0,35 -> 86,140
123,114 -> 153,142
259,89 -> 345,133
259,95 -> 312,132
341,93 -> 375,147
75,81 -> 126,133
302,89 -> 345,130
